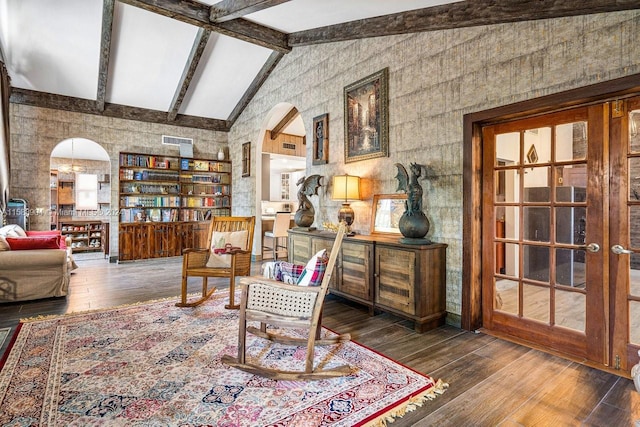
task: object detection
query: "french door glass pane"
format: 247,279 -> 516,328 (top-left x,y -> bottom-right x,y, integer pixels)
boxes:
503,243 -> 519,277
556,248 -> 587,289
630,301 -> 640,345
555,289 -> 585,332
629,158 -> 640,202
629,109 -> 640,153
629,206 -> 640,248
556,122 -> 587,161
524,167 -> 550,198
495,279 -> 518,314
555,207 -> 586,245
630,253 -> 640,297
495,169 -> 519,202
523,283 -> 550,323
523,207 -> 550,242
523,245 -> 549,282
496,132 -> 520,166
524,127 -> 551,164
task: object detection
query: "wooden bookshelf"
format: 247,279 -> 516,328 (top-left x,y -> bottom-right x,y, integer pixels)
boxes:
118,152 -> 231,261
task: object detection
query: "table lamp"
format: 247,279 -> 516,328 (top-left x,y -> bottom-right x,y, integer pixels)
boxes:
332,174 -> 361,235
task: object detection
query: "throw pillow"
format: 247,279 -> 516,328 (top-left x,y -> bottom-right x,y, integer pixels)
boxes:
205,230 -> 248,268
0,224 -> 27,238
296,249 -> 329,287
6,236 -> 60,250
26,230 -> 66,249
0,236 -> 10,251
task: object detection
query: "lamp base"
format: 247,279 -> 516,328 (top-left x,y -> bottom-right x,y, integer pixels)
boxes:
338,203 -> 356,236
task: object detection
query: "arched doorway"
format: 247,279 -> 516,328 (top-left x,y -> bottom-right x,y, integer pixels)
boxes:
50,138 -> 111,257
254,103 -> 306,260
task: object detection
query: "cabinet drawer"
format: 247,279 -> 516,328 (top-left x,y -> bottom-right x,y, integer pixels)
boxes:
375,247 -> 415,315
340,242 -> 370,300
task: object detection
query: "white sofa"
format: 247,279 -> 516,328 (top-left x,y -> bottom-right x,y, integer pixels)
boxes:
0,224 -> 77,303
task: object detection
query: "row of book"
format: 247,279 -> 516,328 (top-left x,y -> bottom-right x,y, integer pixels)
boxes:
180,159 -> 231,173
120,169 -> 180,182
120,154 -> 179,170
182,196 -> 230,208
181,174 -> 230,184
119,207 -> 232,223
120,196 -> 181,208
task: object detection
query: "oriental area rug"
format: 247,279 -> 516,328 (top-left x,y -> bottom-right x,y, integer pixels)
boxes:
0,292 -> 447,426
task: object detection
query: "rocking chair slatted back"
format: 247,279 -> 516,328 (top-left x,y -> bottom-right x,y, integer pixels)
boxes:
221,222 -> 351,380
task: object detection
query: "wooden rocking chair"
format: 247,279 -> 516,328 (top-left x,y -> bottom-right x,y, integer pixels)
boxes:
177,216 -> 255,309
221,222 -> 351,380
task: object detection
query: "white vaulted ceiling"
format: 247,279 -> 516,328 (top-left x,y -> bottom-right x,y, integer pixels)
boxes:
0,0 -> 636,133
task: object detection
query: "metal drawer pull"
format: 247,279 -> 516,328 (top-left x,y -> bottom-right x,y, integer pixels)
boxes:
611,244 -> 634,255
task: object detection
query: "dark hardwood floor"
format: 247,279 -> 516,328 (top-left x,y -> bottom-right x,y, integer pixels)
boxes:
1,253 -> 639,426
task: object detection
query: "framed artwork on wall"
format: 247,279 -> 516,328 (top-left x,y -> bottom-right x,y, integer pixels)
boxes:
241,142 -> 250,177
344,67 -> 389,163
312,113 -> 329,165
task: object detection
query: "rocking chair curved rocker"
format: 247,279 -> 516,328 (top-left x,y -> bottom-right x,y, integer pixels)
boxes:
222,222 -> 351,380
177,216 -> 255,309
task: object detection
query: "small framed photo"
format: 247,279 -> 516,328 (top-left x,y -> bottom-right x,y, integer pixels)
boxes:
370,193 -> 407,235
312,113 -> 329,165
241,142 -> 251,177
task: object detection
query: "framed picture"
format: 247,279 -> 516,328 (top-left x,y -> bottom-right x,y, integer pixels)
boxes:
526,144 -> 538,164
241,142 -> 250,177
312,113 -> 329,165
344,67 -> 389,163
370,193 -> 406,235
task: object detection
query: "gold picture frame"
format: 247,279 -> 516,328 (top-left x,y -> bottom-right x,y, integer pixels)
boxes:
344,68 -> 389,163
370,193 -> 407,235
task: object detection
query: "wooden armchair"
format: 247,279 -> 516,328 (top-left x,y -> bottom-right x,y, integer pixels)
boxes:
177,216 -> 255,309
222,222 -> 351,380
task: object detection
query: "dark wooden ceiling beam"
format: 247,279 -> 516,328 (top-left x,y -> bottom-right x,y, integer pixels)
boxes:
96,0 -> 115,112
168,28 -> 211,121
10,88 -> 229,132
210,0 -> 291,22
270,106 -> 299,139
118,0 -> 290,53
227,51 -> 284,126
289,0 -> 640,46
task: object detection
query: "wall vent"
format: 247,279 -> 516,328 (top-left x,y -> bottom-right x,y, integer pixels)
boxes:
282,142 -> 296,150
162,135 -> 193,147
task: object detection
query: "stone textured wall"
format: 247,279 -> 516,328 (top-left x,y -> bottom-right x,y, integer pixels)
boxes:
8,105 -> 228,255
228,11 -> 640,323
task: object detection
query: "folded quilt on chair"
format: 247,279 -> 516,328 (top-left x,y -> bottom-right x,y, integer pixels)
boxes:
263,260 -> 304,284
261,249 -> 329,287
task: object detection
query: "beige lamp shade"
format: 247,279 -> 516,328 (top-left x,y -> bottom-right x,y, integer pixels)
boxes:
332,175 -> 361,202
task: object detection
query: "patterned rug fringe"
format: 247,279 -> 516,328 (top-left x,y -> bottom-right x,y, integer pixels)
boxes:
365,379 -> 449,427
19,292 -> 211,323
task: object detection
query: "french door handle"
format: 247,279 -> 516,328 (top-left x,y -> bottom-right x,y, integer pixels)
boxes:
578,243 -> 600,253
611,244 -> 634,255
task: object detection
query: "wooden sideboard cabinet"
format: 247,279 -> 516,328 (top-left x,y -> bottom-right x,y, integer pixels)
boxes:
288,229 -> 446,331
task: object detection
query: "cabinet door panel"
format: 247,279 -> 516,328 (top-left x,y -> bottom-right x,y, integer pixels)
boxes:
289,234 -> 312,265
340,242 -> 370,300
376,247 -> 416,315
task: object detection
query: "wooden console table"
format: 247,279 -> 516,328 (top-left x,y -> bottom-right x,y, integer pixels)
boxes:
288,229 -> 447,332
